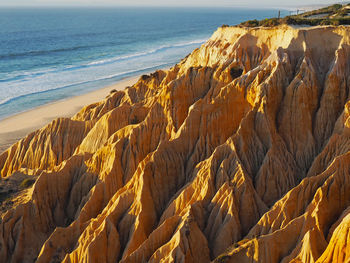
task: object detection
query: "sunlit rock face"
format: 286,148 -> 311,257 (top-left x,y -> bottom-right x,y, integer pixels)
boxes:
1,25 -> 350,263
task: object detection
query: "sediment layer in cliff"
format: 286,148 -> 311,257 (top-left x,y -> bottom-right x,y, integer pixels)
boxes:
1,24 -> 350,263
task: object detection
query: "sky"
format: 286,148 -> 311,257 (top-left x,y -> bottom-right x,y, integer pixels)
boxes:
0,0 -> 343,8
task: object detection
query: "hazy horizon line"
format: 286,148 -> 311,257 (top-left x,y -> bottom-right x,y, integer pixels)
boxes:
0,3 -> 331,10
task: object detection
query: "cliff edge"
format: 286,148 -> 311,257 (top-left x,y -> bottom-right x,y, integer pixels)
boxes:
1,25 -> 350,263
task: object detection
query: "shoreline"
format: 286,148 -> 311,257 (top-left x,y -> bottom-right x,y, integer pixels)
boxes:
0,75 -> 141,154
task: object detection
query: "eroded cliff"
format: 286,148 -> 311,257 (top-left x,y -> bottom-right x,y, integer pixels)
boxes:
1,25 -> 350,263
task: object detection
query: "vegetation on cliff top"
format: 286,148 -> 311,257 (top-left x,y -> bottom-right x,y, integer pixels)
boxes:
236,3 -> 350,27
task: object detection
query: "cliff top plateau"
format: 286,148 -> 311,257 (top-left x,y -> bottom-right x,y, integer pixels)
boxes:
240,3 -> 350,27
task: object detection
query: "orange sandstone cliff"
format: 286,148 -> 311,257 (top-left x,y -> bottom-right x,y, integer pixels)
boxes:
1,25 -> 350,263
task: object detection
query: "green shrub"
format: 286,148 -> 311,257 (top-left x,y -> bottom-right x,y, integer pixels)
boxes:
332,4 -> 343,11
259,18 -> 281,27
241,19 -> 259,27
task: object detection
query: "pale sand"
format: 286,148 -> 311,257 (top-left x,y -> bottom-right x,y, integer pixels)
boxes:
0,76 -> 139,154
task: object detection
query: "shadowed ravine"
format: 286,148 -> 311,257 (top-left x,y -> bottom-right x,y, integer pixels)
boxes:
1,25 -> 350,263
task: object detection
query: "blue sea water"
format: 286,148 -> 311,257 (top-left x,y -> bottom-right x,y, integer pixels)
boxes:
0,7 -> 283,120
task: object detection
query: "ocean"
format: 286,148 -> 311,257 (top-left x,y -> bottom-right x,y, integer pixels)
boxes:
0,7 -> 282,120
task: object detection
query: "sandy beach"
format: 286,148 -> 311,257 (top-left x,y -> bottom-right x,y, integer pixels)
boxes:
0,76 -> 139,154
